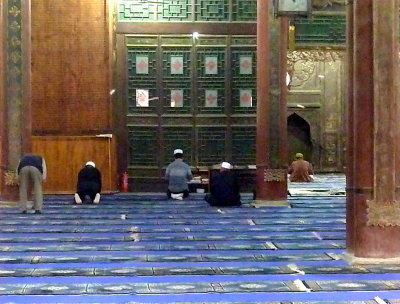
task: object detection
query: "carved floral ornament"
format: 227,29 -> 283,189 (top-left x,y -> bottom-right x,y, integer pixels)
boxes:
287,50 -> 344,87
9,6 -> 21,18
4,171 -> 18,186
263,169 -> 287,182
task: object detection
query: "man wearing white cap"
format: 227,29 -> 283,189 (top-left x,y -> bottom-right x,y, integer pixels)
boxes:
165,149 -> 193,200
205,161 -> 241,207
74,161 -> 102,204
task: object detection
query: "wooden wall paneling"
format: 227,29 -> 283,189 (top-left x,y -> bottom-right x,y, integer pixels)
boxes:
32,136 -> 117,193
31,0 -> 111,133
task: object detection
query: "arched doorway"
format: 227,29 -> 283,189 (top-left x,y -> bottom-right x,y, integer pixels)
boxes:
287,113 -> 313,164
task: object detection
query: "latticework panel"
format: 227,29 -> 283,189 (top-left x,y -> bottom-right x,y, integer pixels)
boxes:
232,0 -> 257,21
197,86 -> 225,114
231,47 -> 256,114
195,0 -> 229,21
162,87 -> 192,114
128,127 -> 159,166
118,0 -> 158,21
231,87 -> 256,114
196,48 -> 226,114
293,15 -> 346,46
196,48 -> 226,80
162,47 -> 192,80
161,47 -> 192,113
197,128 -> 226,166
127,47 -> 158,113
163,127 -> 193,166
232,127 -> 256,165
158,0 -> 193,21
118,0 -> 259,22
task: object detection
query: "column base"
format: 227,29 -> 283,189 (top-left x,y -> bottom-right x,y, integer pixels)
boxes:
1,185 -> 19,202
251,199 -> 289,207
344,252 -> 400,265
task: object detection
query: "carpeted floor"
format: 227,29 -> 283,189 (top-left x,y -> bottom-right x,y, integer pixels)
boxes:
0,174 -> 400,303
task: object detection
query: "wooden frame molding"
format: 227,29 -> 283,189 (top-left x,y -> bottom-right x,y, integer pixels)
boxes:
117,22 -> 256,35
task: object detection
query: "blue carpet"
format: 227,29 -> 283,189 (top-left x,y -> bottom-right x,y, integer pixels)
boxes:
0,174 -> 399,303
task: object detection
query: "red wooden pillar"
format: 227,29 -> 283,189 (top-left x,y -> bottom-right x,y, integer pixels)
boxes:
347,0 -> 400,258
255,0 -> 288,205
345,0 -> 355,254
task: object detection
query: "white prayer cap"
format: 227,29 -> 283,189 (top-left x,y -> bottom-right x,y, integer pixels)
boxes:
86,161 -> 96,168
221,162 -> 232,169
174,149 -> 183,155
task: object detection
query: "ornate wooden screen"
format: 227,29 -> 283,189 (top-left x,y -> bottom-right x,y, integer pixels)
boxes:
116,0 -> 348,183
126,35 -> 257,179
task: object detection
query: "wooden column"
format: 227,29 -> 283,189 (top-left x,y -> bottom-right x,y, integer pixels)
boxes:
345,0 -> 355,254
1,0 -> 31,201
0,0 -> 5,195
347,0 -> 400,258
255,0 -> 288,205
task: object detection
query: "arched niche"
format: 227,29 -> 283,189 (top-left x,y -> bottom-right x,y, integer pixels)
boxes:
287,113 -> 314,165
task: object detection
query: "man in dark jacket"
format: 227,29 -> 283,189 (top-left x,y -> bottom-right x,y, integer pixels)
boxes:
205,162 -> 241,207
17,153 -> 47,214
74,161 -> 102,204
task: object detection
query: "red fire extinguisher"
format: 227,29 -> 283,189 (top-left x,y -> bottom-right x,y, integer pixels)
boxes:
120,172 -> 129,192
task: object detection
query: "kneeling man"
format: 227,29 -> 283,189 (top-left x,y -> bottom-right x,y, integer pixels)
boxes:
74,161 -> 102,204
288,153 -> 314,182
205,162 -> 241,207
165,149 -> 193,200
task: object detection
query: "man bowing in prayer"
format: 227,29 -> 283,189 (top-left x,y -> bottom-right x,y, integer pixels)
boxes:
205,161 -> 241,207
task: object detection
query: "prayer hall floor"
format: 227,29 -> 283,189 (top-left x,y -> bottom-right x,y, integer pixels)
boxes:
1,174 -> 399,303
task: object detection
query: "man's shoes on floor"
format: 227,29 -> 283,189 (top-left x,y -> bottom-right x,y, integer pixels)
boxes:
21,210 -> 27,214
74,193 -> 82,204
171,193 -> 183,200
34,210 -> 41,214
93,193 -> 101,204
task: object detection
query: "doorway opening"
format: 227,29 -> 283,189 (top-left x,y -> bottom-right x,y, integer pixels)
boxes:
287,113 -> 313,164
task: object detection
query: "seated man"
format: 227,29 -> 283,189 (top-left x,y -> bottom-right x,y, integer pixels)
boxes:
74,161 -> 102,204
165,149 -> 193,200
205,162 -> 241,207
288,153 -> 314,182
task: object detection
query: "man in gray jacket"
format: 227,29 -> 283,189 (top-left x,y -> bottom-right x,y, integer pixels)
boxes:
165,149 -> 193,200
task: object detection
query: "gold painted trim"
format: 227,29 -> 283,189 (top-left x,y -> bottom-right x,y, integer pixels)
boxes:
367,200 -> 400,227
263,169 -> 287,182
